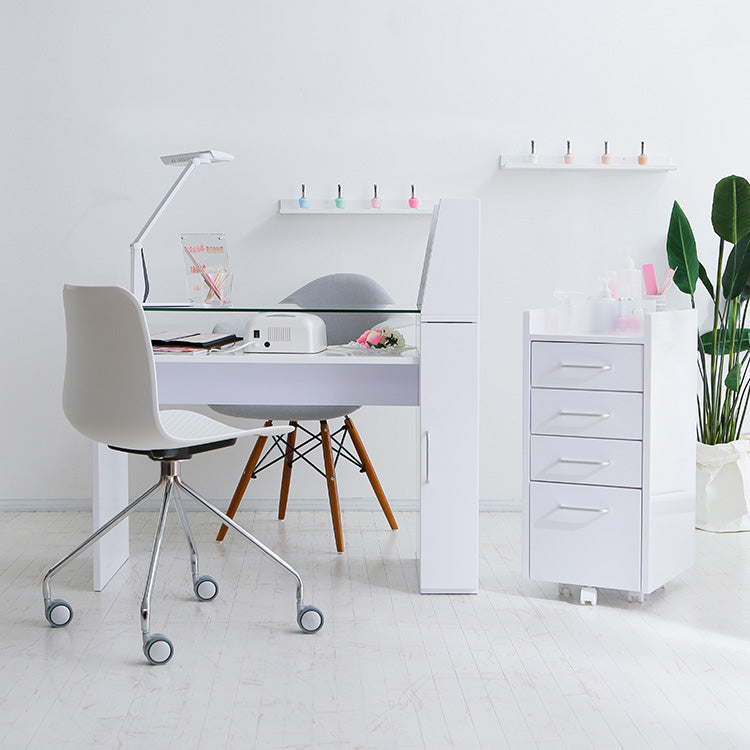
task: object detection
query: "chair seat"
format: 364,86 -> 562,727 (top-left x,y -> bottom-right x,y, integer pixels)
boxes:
209,405 -> 361,421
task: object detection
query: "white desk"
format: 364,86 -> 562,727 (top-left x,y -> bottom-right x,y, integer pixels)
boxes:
92,199 -> 480,594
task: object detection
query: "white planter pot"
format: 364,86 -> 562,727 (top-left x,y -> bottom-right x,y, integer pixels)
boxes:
696,439 -> 750,532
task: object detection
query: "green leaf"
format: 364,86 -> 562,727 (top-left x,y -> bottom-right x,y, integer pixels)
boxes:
699,262 -> 715,299
666,201 -> 698,295
711,176 -> 750,244
726,362 -> 742,391
723,232 -> 750,299
700,328 -> 750,354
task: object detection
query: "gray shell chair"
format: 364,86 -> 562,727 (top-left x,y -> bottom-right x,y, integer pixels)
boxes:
211,273 -> 398,552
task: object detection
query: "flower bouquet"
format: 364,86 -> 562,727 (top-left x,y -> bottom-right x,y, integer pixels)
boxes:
355,326 -> 406,350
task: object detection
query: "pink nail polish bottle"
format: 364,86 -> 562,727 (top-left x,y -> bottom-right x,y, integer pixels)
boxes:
408,184 -> 419,209
564,140 -> 574,164
371,184 -> 381,209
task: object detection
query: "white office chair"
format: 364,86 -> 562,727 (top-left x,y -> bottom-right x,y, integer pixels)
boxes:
43,285 -> 323,666
210,273 -> 398,552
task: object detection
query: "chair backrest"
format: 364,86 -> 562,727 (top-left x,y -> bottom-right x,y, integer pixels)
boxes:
62,284 -> 167,449
214,273 -> 393,345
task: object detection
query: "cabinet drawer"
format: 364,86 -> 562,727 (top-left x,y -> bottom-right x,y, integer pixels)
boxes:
529,482 -> 641,591
530,435 -> 642,488
530,389 -> 643,440
531,342 -> 643,391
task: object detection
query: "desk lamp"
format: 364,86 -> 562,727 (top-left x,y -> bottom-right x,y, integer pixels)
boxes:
129,150 -> 234,302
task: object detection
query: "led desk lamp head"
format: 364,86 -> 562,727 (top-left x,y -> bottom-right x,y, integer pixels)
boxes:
130,150 -> 234,303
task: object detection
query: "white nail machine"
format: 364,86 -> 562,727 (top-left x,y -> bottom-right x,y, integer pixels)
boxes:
243,312 -> 327,353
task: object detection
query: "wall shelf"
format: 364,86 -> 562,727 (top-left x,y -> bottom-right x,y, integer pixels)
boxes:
279,199 -> 434,214
499,155 -> 676,172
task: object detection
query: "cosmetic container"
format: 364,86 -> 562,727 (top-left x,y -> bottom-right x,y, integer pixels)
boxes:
298,184 -> 309,209
408,185 -> 419,209
601,141 -> 611,165
529,140 -> 538,164
335,184 -> 345,209
371,184 -> 381,209
591,278 -> 617,332
638,141 -> 648,166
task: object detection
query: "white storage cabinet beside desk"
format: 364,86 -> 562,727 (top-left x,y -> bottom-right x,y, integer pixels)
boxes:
522,308 -> 696,604
91,199 -> 480,595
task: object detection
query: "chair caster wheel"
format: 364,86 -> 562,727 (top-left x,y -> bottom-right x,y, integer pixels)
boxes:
297,605 -> 324,634
45,599 -> 73,628
143,634 -> 174,665
194,575 -> 219,602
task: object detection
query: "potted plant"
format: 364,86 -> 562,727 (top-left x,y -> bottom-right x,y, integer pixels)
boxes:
667,175 -> 750,530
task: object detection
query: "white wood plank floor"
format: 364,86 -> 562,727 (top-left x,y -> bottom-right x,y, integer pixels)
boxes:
1,508 -> 749,749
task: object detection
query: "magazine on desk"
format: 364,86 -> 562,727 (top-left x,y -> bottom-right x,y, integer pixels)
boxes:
150,331 -> 241,350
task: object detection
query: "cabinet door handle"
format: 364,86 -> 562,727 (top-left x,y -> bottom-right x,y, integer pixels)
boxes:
557,458 -> 611,467
559,362 -> 612,371
558,410 -> 611,419
424,430 -> 431,485
557,504 -> 611,514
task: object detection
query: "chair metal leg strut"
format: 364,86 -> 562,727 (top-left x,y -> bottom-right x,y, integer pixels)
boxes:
43,458 -> 323,667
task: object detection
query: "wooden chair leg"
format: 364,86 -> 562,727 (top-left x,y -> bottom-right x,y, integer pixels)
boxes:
278,422 -> 298,520
216,420 -> 273,542
344,416 -> 398,530
320,420 -> 344,553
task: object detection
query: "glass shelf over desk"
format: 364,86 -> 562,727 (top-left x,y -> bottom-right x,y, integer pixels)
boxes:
144,303 -> 421,314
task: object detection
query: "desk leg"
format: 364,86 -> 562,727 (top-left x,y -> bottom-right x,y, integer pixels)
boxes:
92,442 -> 130,591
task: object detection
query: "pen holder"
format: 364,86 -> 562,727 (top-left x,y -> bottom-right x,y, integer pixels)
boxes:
203,269 -> 233,307
180,234 -> 233,307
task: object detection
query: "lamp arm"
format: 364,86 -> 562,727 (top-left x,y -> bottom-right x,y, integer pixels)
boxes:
129,157 -> 201,302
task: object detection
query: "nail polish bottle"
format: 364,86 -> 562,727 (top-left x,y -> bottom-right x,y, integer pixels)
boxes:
298,184 -> 309,209
564,140 -> 574,164
601,141 -> 611,165
408,185 -> 419,209
335,184 -> 345,209
529,140 -> 538,164
638,141 -> 648,165
371,184 -> 381,209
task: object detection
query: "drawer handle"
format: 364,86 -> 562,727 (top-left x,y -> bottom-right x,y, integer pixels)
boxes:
558,410 -> 611,419
557,504 -> 611,514
559,362 -> 612,371
557,458 -> 611,467
424,430 -> 431,485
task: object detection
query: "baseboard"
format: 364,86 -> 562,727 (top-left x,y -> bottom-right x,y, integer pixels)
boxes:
0,497 -> 521,512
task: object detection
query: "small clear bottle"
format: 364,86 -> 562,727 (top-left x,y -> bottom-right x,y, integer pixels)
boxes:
591,278 -> 617,333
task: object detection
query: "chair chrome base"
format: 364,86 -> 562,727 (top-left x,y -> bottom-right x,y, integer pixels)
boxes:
43,459 -> 323,665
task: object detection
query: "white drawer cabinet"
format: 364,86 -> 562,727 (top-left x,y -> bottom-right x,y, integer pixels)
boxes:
522,309 -> 697,604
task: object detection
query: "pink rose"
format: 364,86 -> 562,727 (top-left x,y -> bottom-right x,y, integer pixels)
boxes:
357,330 -> 370,345
366,329 -> 384,347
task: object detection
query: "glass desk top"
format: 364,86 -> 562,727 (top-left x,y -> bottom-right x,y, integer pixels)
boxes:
144,302 -> 421,314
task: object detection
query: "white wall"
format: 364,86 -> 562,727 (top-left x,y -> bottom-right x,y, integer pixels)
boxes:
2,1 -> 748,505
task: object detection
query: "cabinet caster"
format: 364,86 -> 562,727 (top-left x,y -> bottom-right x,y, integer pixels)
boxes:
628,591 -> 645,604
580,586 -> 598,605
558,584 -> 572,598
